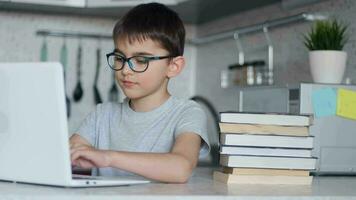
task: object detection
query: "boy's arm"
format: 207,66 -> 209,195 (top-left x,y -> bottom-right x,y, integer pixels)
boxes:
71,132 -> 201,183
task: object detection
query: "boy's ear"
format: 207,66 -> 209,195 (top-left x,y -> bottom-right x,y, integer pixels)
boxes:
167,56 -> 185,78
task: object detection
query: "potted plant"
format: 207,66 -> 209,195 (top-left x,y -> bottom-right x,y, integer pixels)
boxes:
303,19 -> 348,84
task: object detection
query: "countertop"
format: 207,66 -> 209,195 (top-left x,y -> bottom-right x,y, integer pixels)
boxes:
1,168 -> 356,200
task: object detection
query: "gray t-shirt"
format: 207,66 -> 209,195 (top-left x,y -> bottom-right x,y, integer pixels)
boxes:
75,96 -> 210,176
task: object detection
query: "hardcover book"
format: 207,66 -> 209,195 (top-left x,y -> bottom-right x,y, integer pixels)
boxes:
220,112 -> 313,126
219,123 -> 309,136
220,133 -> 314,148
220,146 -> 312,157
220,154 -> 316,170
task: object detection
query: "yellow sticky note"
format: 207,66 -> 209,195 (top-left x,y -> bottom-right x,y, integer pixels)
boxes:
337,88 -> 356,120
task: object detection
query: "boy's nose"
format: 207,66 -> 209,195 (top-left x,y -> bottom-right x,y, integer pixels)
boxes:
121,61 -> 133,75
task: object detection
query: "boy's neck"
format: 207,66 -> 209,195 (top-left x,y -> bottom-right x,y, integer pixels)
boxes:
129,92 -> 171,112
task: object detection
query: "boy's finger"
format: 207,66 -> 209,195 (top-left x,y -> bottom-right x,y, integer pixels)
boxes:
70,145 -> 92,155
78,159 -> 96,169
72,159 -> 86,169
70,143 -> 87,150
71,149 -> 94,163
73,156 -> 96,169
71,149 -> 85,162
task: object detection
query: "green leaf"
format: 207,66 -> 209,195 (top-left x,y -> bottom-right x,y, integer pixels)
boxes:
303,19 -> 348,51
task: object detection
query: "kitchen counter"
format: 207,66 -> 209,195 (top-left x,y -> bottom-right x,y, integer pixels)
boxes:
1,168 -> 356,200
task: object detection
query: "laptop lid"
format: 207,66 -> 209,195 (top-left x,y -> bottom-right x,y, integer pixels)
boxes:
0,62 -> 73,186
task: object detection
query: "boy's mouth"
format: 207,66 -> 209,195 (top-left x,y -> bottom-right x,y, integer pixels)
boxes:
122,80 -> 136,87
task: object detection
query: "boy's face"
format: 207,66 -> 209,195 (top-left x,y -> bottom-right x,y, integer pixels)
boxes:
114,37 -> 172,100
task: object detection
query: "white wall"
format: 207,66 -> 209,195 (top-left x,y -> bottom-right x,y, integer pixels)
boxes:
0,11 -> 197,133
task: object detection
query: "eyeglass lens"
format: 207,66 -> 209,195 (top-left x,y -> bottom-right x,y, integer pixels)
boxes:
108,55 -> 149,72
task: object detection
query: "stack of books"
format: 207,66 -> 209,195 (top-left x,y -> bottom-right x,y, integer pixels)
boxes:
213,112 -> 316,185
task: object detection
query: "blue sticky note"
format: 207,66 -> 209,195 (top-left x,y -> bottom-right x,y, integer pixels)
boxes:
312,88 -> 337,118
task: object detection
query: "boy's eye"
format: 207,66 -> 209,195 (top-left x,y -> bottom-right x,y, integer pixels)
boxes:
134,56 -> 149,64
114,56 -> 125,62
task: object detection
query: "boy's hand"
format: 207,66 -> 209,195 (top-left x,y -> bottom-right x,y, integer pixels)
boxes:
69,134 -> 110,169
71,146 -> 112,169
70,144 -> 96,169
69,134 -> 92,150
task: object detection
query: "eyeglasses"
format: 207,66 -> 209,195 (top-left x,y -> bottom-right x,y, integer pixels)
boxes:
106,52 -> 174,73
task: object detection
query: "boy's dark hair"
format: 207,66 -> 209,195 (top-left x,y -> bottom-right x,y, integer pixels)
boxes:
113,2 -> 185,56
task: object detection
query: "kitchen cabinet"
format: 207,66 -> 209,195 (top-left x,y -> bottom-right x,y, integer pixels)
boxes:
86,0 -> 188,7
299,83 -> 356,174
8,0 -> 187,7
237,85 -> 299,114
86,0 -> 133,7
10,0 -> 85,7
239,83 -> 356,174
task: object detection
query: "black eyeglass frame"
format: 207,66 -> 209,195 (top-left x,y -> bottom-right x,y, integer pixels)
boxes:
106,51 -> 175,73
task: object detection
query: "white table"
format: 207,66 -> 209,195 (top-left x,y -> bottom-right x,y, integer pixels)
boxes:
1,168 -> 356,200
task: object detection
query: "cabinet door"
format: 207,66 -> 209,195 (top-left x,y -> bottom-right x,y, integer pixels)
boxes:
10,0 -> 85,7
300,83 -> 356,174
87,0 -> 129,7
238,87 -> 289,113
86,0 -> 189,7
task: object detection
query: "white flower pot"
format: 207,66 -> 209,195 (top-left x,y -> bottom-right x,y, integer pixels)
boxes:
309,50 -> 347,84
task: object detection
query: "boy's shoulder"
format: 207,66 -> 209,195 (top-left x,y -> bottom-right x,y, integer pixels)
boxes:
93,102 -> 122,115
171,96 -> 204,112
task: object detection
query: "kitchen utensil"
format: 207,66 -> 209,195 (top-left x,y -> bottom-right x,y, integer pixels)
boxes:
60,38 -> 71,117
228,60 -> 265,70
228,60 -> 265,86
109,72 -> 119,102
234,32 -> 244,66
40,37 -> 48,61
73,42 -> 84,102
93,48 -> 102,104
263,26 -> 274,85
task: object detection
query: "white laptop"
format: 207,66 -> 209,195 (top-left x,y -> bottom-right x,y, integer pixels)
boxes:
0,62 -> 150,187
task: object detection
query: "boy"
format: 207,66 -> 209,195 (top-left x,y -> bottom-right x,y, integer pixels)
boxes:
70,2 -> 210,183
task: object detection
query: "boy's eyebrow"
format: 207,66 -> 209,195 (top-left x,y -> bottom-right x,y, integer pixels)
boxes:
114,49 -> 154,56
114,49 -> 125,55
132,52 -> 154,56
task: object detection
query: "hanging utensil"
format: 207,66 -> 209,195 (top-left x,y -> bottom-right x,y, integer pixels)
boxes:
93,48 -> 102,104
234,32 -> 244,66
40,37 -> 48,61
109,72 -> 119,102
263,26 -> 274,85
60,38 -> 71,118
73,41 -> 84,102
